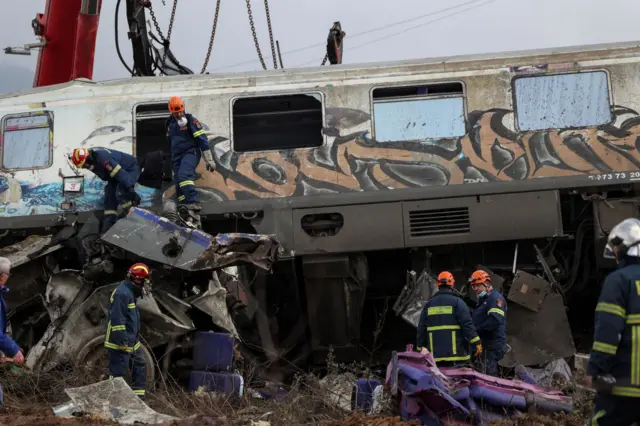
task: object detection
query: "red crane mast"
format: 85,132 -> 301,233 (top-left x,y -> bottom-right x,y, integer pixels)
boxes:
32,0 -> 102,87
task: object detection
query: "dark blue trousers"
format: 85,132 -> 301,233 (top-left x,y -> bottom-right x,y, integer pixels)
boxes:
479,347 -> 505,376
592,392 -> 640,425
103,165 -> 141,232
172,149 -> 200,205
108,348 -> 147,397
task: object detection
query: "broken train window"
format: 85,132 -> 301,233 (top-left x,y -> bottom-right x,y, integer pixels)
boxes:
232,93 -> 325,152
513,71 -> 612,131
371,82 -> 466,142
1,112 -> 53,170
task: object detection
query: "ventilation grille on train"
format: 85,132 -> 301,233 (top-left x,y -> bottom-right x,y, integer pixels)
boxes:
408,207 -> 470,237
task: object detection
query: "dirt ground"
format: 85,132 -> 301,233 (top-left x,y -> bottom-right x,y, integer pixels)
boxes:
0,410 -> 419,426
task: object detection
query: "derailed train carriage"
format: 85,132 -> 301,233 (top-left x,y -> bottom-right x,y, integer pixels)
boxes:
1,40 -> 640,378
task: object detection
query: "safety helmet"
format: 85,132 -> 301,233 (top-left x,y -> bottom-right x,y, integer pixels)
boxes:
604,217 -> 640,259
437,271 -> 455,286
128,262 -> 151,284
468,270 -> 491,286
168,96 -> 184,113
70,148 -> 89,168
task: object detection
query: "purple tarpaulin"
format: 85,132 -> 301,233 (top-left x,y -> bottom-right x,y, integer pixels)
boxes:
385,351 -> 573,425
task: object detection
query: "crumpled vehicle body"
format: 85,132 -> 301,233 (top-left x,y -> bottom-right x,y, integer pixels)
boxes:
101,207 -> 281,271
386,351 -> 573,425
3,207 -> 281,375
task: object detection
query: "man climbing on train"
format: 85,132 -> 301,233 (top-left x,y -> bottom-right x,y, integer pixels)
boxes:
104,262 -> 152,399
469,269 -> 507,376
166,96 -> 216,226
587,217 -> 640,425
417,271 -> 482,367
70,147 -> 141,232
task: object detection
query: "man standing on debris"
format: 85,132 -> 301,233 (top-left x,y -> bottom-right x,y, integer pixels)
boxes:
0,258 -> 24,366
166,96 -> 216,220
104,263 -> 152,398
70,147 -> 142,232
587,217 -> 640,425
469,270 -> 507,376
417,271 -> 482,366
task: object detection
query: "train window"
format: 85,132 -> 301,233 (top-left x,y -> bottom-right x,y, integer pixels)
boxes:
371,82 -> 466,142
1,112 -> 53,170
232,93 -> 324,152
513,71 -> 612,131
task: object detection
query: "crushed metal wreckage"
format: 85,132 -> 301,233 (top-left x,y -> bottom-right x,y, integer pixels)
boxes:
385,350 -> 573,424
0,207 -> 282,380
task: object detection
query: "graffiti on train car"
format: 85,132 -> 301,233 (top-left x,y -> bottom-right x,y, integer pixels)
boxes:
3,104 -> 640,216
0,173 -> 159,216
166,105 -> 640,202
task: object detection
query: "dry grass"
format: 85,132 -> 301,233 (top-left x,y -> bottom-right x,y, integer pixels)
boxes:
0,354 -> 593,426
0,360 -> 400,425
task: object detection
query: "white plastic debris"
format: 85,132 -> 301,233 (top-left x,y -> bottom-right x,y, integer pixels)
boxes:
56,377 -> 178,424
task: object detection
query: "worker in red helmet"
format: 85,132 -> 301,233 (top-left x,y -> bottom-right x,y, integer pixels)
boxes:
69,147 -> 141,232
469,270 -> 507,376
166,96 -> 216,217
104,262 -> 152,398
417,271 -> 482,367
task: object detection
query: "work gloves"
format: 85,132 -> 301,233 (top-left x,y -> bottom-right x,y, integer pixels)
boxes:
202,149 -> 216,173
474,343 -> 483,357
592,374 -> 616,394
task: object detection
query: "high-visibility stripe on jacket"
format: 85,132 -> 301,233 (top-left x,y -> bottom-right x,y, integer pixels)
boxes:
588,256 -> 640,397
104,280 -> 141,353
417,287 -> 480,363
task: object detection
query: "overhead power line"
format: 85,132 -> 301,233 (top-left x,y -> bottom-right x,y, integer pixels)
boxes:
209,0 -> 490,72
295,0 -> 497,67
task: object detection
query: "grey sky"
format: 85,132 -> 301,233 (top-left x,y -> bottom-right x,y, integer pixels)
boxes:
1,0 -> 640,88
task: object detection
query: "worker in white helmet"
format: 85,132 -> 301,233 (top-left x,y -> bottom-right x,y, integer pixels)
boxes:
0,258 -> 24,366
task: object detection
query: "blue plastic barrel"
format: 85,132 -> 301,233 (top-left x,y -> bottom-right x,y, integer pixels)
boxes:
352,378 -> 381,411
188,371 -> 244,397
192,331 -> 235,372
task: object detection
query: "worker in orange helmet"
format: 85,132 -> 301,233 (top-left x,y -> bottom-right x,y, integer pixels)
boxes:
469,270 -> 507,376
166,96 -> 216,217
104,262 -> 153,398
69,147 -> 141,232
417,271 -> 482,367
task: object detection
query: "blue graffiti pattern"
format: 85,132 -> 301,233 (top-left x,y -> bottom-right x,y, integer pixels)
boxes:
0,174 -> 160,216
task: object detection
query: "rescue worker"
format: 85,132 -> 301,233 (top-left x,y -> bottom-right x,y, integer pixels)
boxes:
70,147 -> 141,232
0,258 -> 24,366
104,263 -> 152,398
166,96 -> 216,216
417,271 -> 482,366
469,270 -> 507,376
587,217 -> 640,425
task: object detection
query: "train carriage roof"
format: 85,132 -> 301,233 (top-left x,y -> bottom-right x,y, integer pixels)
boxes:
2,39 -> 640,105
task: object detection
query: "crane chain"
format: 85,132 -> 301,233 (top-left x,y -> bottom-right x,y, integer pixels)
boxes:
245,0 -> 267,70
147,5 -> 165,41
143,0 -> 178,67
201,0 -> 222,73
166,0 -> 178,41
263,0 -> 278,69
